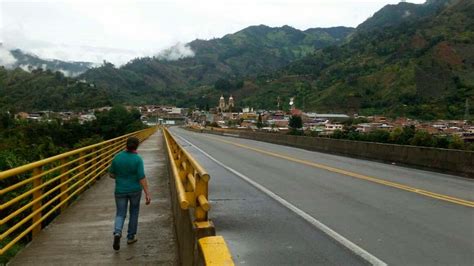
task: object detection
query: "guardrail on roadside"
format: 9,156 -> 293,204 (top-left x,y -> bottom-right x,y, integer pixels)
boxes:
162,127 -> 234,266
163,127 -> 210,221
187,126 -> 474,178
0,127 -> 157,256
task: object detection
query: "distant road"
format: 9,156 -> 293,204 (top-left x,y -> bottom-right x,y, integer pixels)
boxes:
170,127 -> 474,265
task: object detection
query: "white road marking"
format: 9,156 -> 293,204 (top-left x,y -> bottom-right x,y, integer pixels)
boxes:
175,131 -> 388,266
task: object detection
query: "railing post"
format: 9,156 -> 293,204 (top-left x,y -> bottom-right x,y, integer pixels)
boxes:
194,173 -> 208,222
32,167 -> 43,237
172,141 -> 179,161
184,162 -> 195,199
78,151 -> 86,193
60,158 -> 69,213
92,147 -> 100,181
99,144 -> 107,174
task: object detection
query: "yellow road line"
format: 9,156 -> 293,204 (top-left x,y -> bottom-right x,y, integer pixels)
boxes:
204,134 -> 474,208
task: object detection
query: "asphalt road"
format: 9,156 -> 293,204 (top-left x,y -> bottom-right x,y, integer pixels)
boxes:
170,127 -> 474,266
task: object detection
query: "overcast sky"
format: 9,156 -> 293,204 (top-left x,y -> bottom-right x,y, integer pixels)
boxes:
0,0 -> 425,66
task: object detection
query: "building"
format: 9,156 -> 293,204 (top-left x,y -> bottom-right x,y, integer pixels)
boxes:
217,95 -> 235,112
15,112 -> 29,120
305,113 -> 350,121
79,114 -> 96,124
268,119 -> 289,128
324,123 -> 344,134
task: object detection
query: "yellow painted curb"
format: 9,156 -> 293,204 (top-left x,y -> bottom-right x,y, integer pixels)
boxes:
199,236 -> 234,266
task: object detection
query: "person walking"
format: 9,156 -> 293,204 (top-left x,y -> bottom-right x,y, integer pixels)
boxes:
108,137 -> 151,251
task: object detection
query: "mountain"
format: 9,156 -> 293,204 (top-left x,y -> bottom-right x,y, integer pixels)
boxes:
233,0 -> 473,120
356,0 -> 452,32
0,67 -> 111,111
6,49 -> 94,77
80,25 -> 354,104
2,0 -> 471,120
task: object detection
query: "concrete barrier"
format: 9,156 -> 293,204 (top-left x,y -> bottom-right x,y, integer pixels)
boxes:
198,236 -> 234,266
186,127 -> 473,178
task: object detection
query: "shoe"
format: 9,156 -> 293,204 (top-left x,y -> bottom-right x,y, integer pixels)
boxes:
113,233 -> 121,250
127,235 -> 138,244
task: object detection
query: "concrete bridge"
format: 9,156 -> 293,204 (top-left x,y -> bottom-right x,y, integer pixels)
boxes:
1,127 -> 473,265
3,130 -> 178,265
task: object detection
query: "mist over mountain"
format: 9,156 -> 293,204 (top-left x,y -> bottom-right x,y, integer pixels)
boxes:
79,25 -> 354,103
0,48 -> 95,77
0,0 -> 472,120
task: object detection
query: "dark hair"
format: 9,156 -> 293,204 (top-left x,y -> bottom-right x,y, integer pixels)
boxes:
126,137 -> 139,151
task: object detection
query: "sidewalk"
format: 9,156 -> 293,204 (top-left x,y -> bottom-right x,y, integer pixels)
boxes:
10,131 -> 178,265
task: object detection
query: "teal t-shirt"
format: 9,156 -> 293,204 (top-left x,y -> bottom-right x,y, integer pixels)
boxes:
109,151 -> 145,194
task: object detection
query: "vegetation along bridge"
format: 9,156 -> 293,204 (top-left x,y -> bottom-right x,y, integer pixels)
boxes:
1,126 -> 473,265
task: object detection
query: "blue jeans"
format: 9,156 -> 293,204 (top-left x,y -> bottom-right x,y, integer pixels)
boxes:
114,191 -> 142,239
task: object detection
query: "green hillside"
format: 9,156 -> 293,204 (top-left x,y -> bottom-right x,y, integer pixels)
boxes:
9,49 -> 94,76
80,25 -> 354,105
1,0 -> 472,119
0,67 -> 111,111
236,0 -> 473,120
356,0 -> 450,32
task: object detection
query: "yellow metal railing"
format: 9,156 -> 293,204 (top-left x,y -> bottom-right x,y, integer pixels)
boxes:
163,127 -> 234,265
0,127 -> 157,255
163,127 -> 210,221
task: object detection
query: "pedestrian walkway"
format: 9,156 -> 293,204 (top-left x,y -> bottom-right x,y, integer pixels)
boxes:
10,131 -> 178,265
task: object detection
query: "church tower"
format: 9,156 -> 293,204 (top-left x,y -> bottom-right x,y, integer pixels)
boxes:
228,95 -> 234,110
219,95 -> 226,112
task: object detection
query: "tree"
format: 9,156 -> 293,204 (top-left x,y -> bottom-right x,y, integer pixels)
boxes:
389,127 -> 403,143
0,112 -> 14,130
448,135 -> 465,150
289,115 -> 302,129
93,105 -> 146,139
410,130 -> 434,147
347,130 -> 361,140
367,130 -> 390,143
214,79 -> 232,91
256,114 -> 263,129
331,129 -> 345,139
434,136 -> 449,149
288,115 -> 303,135
399,125 -> 416,145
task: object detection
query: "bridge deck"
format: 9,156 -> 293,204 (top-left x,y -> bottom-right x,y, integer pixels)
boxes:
10,131 -> 178,265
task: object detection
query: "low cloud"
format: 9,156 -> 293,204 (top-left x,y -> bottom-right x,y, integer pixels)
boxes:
19,44 -> 147,67
0,46 -> 17,68
57,69 -> 72,77
19,64 -> 32,72
402,10 -> 411,18
156,42 -> 195,61
13,63 -> 82,77
2,28 -> 150,67
1,27 -> 195,68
